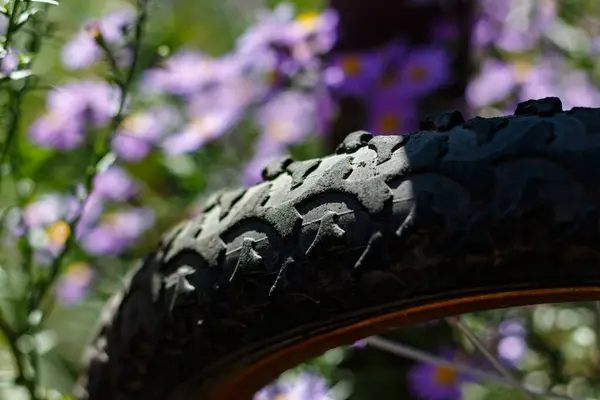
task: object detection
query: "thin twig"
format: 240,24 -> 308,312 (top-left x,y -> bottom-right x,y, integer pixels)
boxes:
446,317 -> 535,400
366,336 -> 578,400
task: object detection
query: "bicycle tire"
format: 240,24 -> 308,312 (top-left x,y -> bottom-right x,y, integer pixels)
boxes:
77,97 -> 600,400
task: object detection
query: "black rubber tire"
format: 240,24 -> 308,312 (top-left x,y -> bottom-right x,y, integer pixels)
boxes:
77,97 -> 600,400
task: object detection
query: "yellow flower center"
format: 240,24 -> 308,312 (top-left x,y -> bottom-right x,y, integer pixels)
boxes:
434,366 -> 457,385
46,221 -> 70,247
409,65 -> 428,83
65,262 -> 93,285
296,11 -> 320,30
120,114 -> 147,137
340,56 -> 362,76
273,395 -> 288,400
379,69 -> 397,87
266,120 -> 295,141
378,113 -> 401,134
513,60 -> 532,82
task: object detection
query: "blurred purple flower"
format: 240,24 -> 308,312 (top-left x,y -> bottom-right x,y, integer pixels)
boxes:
160,77 -> 260,155
0,14 -> 7,35
80,207 -> 154,256
325,50 -> 382,96
466,59 -> 517,109
368,91 -> 419,135
236,3 -> 298,57
532,0 -> 557,32
29,80 -> 118,150
47,80 -> 118,127
478,0 -> 511,22
396,47 -> 449,98
242,142 -> 286,187
498,319 -> 526,337
496,319 -> 528,364
56,262 -> 95,306
408,350 -> 466,400
495,28 -> 536,53
141,50 -> 226,96
315,87 -> 336,135
92,166 -> 139,202
254,372 -> 330,400
1,50 -> 19,74
161,109 -> 239,156
61,32 -> 102,70
560,71 -> 600,109
61,8 -> 134,71
498,336 -> 527,364
295,9 -> 338,56
473,18 -> 498,47
97,9 -> 135,42
257,90 -> 317,145
28,113 -> 85,150
22,194 -> 80,229
112,106 -> 181,161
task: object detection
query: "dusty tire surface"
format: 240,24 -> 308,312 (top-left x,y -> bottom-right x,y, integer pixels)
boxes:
77,98 -> 600,399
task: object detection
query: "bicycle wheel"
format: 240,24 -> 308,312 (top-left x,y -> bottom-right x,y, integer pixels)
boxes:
76,97 -> 600,400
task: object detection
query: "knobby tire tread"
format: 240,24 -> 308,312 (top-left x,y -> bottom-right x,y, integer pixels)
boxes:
77,98 -> 600,399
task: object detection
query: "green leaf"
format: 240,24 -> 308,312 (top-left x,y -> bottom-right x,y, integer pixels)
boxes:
27,0 -> 59,5
8,70 -> 33,81
16,8 -> 39,26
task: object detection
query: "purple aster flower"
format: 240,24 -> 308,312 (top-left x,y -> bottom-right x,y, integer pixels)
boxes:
296,9 -> 339,54
0,13 -> 7,35
532,0 -> 557,32
253,372 -> 331,400
256,90 -> 317,146
1,50 -> 19,74
395,47 -> 450,98
61,32 -> 102,70
61,8 -> 134,71
112,106 -> 181,161
56,262 -> 95,306
498,336 -> 527,364
473,18 -> 498,47
325,50 -> 383,96
28,112 -> 85,150
242,142 -> 286,187
92,166 -> 139,202
466,59 -> 517,109
160,77 -> 257,155
560,71 -> 600,109
47,80 -> 118,127
495,28 -> 536,53
315,87 -> 336,135
498,319 -> 526,337
236,3 -> 298,57
80,207 -> 154,256
496,318 -> 528,364
141,50 -> 224,97
478,0 -> 511,22
518,69 -> 558,102
161,108 -> 239,155
408,350 -> 467,400
96,9 -> 135,43
22,194 -> 80,229
368,91 -> 419,135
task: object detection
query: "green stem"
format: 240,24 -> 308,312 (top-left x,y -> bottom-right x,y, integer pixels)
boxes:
34,0 -> 151,315
3,0 -> 22,47
0,311 -> 36,400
